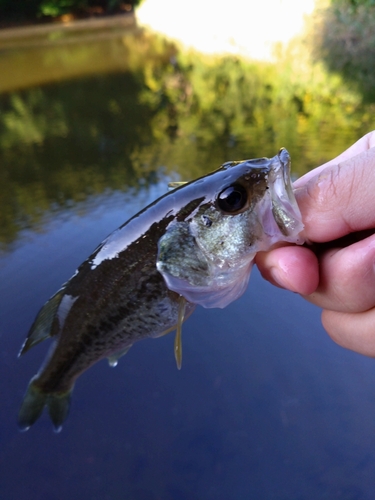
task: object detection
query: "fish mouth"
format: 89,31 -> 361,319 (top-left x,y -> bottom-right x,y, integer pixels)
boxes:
262,148 -> 304,243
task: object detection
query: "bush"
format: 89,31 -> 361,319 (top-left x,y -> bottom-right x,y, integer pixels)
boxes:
0,0 -> 142,22
311,1 -> 375,101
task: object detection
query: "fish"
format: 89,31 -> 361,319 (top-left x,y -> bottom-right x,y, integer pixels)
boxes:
18,148 -> 304,432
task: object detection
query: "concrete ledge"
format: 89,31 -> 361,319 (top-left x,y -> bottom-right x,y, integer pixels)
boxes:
0,12 -> 136,43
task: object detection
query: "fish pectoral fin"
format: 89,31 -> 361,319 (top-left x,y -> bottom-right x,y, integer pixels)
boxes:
18,376 -> 72,433
153,296 -> 193,340
168,181 -> 188,190
153,325 -> 176,338
19,287 -> 65,357
107,345 -> 133,367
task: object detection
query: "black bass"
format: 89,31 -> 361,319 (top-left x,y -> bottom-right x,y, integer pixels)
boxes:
18,148 -> 304,432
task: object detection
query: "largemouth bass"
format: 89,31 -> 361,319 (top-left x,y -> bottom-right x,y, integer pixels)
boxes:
18,148 -> 304,432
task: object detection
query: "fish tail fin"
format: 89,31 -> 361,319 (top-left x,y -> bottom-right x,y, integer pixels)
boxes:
18,378 -> 47,432
18,377 -> 72,433
47,391 -> 72,433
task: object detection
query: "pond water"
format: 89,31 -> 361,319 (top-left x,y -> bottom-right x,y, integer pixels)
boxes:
1,18 -> 375,499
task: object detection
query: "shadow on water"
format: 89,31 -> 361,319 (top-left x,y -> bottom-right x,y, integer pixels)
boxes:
1,16 -> 375,500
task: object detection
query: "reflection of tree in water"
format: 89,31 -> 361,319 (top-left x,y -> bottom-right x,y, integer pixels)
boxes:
1,27 -> 375,247
0,73 -> 157,246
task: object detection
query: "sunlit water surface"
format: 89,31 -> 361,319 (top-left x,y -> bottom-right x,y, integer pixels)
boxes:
1,17 -> 375,499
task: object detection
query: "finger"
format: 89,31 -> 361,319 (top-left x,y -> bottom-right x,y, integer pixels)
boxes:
306,233 -> 375,313
294,130 -> 375,187
294,147 -> 375,242
255,246 -> 319,295
322,308 -> 375,358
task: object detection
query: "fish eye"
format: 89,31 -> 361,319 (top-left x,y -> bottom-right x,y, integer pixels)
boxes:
217,184 -> 248,213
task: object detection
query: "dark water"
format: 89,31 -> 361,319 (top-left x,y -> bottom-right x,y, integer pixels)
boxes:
1,21 -> 375,500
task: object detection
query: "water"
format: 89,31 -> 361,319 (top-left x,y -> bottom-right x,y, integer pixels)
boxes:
1,18 -> 375,499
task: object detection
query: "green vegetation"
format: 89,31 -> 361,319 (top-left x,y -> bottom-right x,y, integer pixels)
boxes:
331,0 -> 375,7
309,0 -> 375,101
0,26 -> 375,248
0,0 -> 141,24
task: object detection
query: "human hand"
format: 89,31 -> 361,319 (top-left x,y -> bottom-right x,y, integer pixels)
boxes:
256,131 -> 375,356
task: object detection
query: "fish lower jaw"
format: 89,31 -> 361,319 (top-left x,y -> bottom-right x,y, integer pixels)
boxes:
159,257 -> 254,309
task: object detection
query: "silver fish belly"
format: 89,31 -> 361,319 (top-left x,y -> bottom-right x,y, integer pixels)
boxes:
18,148 -> 304,431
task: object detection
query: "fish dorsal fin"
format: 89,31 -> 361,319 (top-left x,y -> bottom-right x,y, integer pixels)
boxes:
107,344 -> 133,367
168,181 -> 188,190
174,296 -> 187,370
19,288 -> 65,356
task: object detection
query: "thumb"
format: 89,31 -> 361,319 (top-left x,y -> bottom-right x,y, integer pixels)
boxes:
294,147 -> 375,243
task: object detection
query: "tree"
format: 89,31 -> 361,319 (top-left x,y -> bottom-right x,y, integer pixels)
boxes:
311,0 -> 375,101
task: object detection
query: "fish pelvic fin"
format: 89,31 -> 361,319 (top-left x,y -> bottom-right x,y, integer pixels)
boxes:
18,377 -> 72,433
174,296 -> 187,370
19,288 -> 65,357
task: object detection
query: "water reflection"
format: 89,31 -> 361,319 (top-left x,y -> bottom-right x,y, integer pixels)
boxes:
1,25 -> 375,248
0,15 -> 139,92
2,19 -> 375,500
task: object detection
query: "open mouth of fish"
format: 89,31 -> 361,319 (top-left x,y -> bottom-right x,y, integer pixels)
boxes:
258,148 -> 304,244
